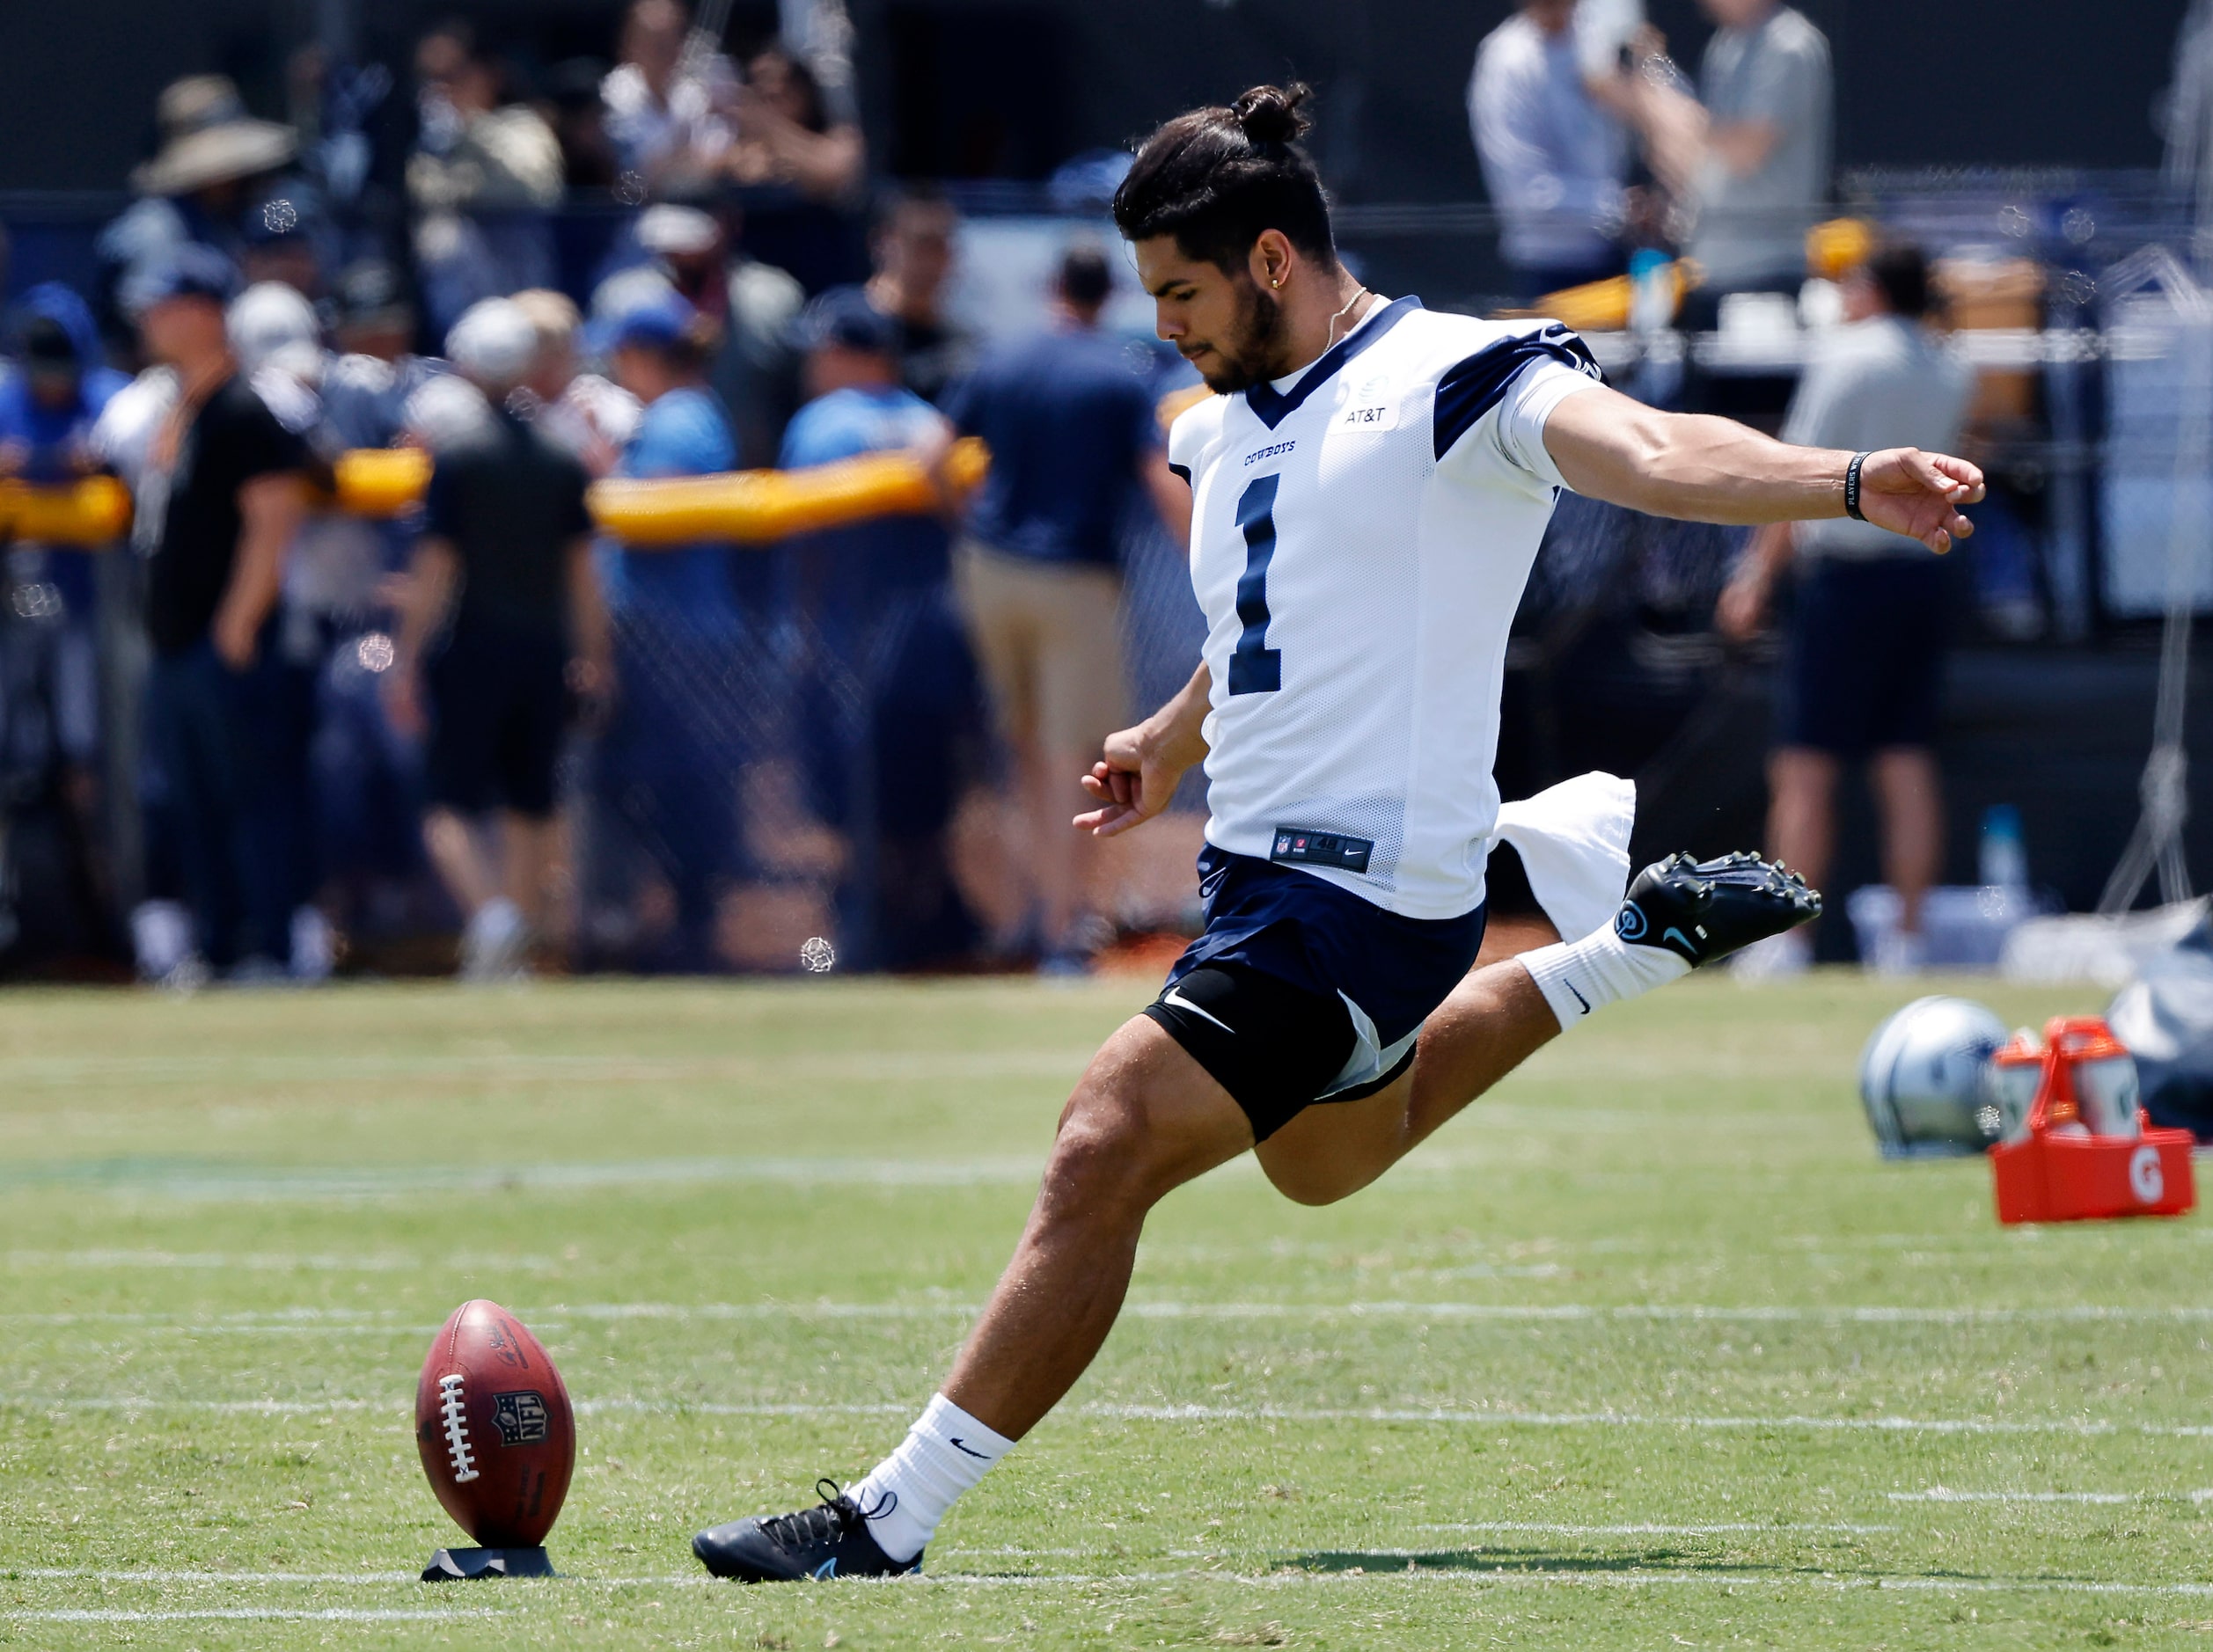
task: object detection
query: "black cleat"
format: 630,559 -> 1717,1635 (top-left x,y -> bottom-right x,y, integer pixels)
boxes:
1616,851 -> 1821,968
692,1480 -> 920,1583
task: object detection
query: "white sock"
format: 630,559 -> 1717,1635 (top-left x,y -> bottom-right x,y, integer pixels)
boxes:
847,1393 -> 1014,1563
1519,922 -> 1691,1032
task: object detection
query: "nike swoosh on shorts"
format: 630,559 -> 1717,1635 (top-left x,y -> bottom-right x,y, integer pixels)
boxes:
1161,988 -> 1237,1037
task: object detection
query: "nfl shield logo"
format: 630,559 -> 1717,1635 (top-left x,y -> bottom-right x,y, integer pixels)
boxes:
493,1390 -> 550,1446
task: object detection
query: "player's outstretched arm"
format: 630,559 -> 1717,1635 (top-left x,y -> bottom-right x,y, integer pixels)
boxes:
1542,382 -> 1985,553
1075,663 -> 1212,838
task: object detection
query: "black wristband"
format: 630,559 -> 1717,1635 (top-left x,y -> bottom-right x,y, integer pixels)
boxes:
1843,451 -> 1869,522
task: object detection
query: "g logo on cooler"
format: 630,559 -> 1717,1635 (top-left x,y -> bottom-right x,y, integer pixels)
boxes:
2129,1143 -> 2165,1204
1616,903 -> 1649,943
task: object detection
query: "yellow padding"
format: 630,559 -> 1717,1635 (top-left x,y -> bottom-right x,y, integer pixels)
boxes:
0,475 -> 134,545
0,436 -> 994,549
591,436 -> 989,545
333,446 -> 433,517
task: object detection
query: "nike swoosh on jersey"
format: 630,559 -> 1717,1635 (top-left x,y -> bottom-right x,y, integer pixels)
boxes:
1161,988 -> 1236,1036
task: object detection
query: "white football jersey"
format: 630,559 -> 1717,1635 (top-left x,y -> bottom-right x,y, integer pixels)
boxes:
1168,296 -> 1604,920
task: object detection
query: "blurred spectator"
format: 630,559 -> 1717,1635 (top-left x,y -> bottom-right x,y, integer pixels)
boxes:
723,44 -> 868,294
1469,0 -> 1630,301
225,282 -> 361,983
386,299 -> 607,980
601,0 -> 736,198
630,202 -> 804,467
595,291 -> 746,970
1621,0 -> 1832,309
99,76 -> 306,317
934,246 -> 1186,972
859,187 -> 971,404
546,57 -> 621,190
635,203 -> 732,327
0,287 -> 130,481
1716,243 -> 1971,976
780,289 -> 981,969
121,246 -> 311,979
329,259 -> 418,367
407,22 -> 563,336
324,261 -> 447,451
0,286 -> 135,961
510,289 -> 641,476
726,43 -> 864,202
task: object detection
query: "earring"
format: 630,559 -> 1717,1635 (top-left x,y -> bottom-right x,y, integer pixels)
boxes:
1271,277 -> 1281,289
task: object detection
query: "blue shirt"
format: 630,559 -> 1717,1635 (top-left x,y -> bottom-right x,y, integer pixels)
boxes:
778,384 -> 950,602
609,385 -> 736,611
1467,11 -> 1628,271
940,327 -> 1161,568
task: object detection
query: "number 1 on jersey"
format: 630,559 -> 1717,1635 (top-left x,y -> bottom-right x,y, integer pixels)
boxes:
1229,474 -> 1282,696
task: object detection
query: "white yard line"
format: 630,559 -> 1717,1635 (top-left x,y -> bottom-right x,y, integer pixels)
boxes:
13,1298 -> 2213,1328
16,1569 -> 424,1584
0,1049 -> 1099,1085
0,1155 -> 1050,1198
11,1393 -> 2211,1438
1409,1521 -> 1897,1536
13,1566 -> 2213,1600
9,1608 -> 502,1622
1887,1489 -> 2137,1503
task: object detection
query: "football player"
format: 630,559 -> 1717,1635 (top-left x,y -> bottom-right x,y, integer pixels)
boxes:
694,83 -> 1981,1581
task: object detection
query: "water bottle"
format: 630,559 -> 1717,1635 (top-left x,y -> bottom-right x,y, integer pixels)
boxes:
1629,249 -> 1673,340
1980,805 -> 2028,891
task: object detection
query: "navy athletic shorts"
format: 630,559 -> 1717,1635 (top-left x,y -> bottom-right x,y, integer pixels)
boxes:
1776,557 -> 1953,759
1144,844 -> 1486,1143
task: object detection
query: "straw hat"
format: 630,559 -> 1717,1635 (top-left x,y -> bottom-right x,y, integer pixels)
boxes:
131,76 -> 297,196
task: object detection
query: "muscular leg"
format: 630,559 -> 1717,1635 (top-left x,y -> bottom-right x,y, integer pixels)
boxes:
941,1014 -> 1254,1439
1256,939 -> 1562,1208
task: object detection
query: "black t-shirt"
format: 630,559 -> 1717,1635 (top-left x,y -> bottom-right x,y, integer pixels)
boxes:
422,409 -> 595,640
147,374 -> 309,655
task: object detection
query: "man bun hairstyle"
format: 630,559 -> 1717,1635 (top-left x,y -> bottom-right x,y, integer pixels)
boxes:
1112,83 -> 1336,273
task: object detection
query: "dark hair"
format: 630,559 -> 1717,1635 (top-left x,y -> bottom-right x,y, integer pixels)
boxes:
1865,241 -> 1931,319
1111,84 -> 1334,272
1059,244 -> 1113,309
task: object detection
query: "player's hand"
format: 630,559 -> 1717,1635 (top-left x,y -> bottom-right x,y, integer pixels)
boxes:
1076,724 -> 1184,839
1857,449 -> 1984,554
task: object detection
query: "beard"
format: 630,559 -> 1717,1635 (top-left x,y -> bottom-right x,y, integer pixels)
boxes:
1191,276 -> 1288,394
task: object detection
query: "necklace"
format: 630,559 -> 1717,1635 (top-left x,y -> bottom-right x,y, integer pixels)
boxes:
1325,285 -> 1374,347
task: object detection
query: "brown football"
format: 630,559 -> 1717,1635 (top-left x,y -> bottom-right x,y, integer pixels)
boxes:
414,1299 -> 575,1547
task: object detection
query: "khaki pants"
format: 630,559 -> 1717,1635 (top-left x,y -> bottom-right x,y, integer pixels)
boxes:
954,539 -> 1125,762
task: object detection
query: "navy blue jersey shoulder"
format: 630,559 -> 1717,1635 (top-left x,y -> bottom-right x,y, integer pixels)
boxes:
1433,323 -> 1603,461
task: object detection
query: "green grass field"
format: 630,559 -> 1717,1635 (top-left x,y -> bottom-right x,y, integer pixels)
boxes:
4,970 -> 2212,1648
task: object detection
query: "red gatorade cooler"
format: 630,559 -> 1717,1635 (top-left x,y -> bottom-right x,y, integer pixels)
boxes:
1990,1017 -> 2195,1224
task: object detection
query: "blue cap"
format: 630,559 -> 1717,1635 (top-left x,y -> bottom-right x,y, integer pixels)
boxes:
793,286 -> 899,356
602,289 -> 699,353
120,243 -> 241,315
